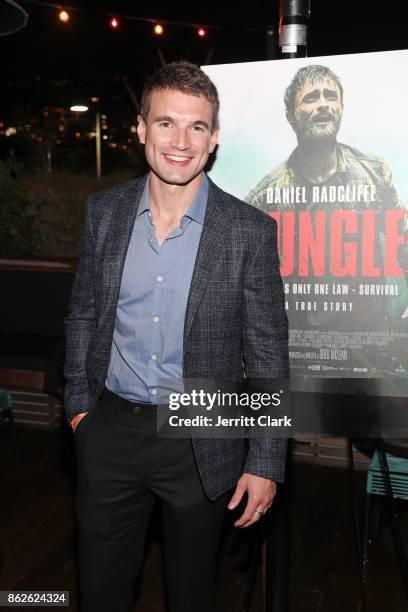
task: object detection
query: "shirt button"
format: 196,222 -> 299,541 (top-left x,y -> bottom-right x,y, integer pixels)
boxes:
151,389 -> 157,396
153,316 -> 160,323
157,275 -> 163,282
151,354 -> 158,361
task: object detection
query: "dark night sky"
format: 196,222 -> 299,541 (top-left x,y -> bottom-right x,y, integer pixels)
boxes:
1,0 -> 407,116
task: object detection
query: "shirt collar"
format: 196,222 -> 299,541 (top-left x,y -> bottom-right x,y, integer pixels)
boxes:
137,178 -> 151,216
184,173 -> 208,225
137,173 -> 208,225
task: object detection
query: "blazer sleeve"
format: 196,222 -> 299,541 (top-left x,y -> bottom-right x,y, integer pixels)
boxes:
241,214 -> 289,482
64,198 -> 97,421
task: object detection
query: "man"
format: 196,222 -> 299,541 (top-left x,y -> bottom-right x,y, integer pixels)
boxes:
246,64 -> 408,375
64,62 -> 288,612
246,64 -> 402,213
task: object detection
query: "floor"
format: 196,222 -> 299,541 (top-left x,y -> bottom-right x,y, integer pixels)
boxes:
0,421 -> 406,611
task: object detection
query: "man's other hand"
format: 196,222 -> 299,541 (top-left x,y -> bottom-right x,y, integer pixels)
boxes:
228,473 -> 277,527
70,412 -> 88,432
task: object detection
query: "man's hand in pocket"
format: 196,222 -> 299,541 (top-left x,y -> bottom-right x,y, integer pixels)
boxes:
70,413 -> 88,432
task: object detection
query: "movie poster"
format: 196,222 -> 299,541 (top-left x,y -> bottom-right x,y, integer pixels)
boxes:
204,51 -> 408,390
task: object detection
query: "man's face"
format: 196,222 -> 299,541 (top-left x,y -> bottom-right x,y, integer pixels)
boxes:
291,77 -> 343,143
137,88 -> 219,186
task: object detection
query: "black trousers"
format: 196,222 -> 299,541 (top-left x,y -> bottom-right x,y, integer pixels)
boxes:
75,388 -> 227,612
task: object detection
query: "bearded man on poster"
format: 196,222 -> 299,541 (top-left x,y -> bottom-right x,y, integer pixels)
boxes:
246,64 -> 402,216
246,64 -> 408,374
64,61 -> 288,612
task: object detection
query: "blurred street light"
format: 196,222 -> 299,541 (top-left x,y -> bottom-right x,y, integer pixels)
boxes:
70,105 -> 88,112
70,104 -> 101,179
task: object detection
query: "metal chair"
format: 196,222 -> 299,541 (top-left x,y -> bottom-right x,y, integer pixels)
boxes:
362,444 -> 408,600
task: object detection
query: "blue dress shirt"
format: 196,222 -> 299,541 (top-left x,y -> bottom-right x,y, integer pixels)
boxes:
105,174 -> 208,403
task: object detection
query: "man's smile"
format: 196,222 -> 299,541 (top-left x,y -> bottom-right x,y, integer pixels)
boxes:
163,153 -> 193,166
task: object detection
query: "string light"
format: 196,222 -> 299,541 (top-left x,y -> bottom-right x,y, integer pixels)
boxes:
23,1 -> 261,34
58,10 -> 69,23
153,23 -> 164,36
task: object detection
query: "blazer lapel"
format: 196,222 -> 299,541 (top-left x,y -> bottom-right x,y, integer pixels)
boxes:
183,180 -> 231,349
101,177 -> 147,321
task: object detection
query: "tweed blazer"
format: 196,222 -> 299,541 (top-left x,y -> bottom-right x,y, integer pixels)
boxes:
64,175 -> 289,500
